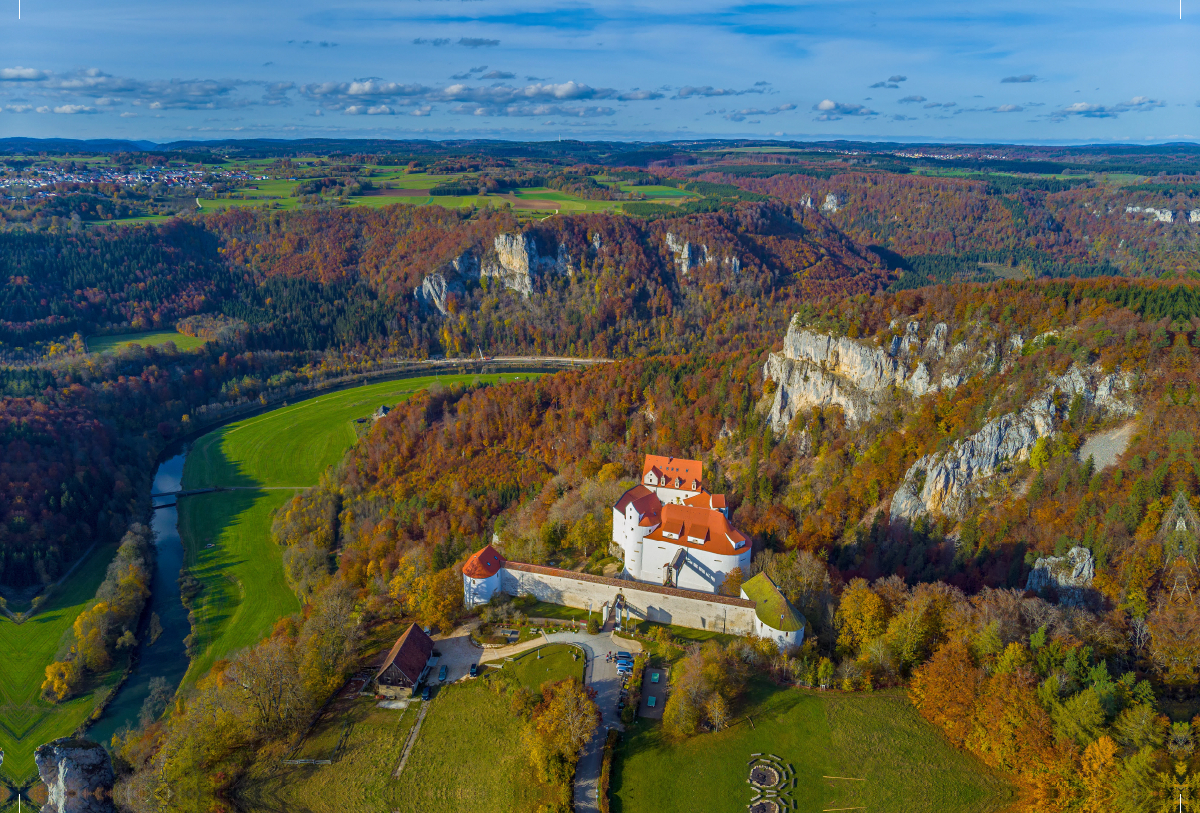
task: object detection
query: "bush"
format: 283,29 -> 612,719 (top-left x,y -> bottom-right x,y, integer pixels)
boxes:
587,617 -> 600,635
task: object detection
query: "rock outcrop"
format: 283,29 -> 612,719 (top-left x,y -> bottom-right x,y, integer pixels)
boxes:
481,233 -> 570,296
820,193 -> 841,214
36,738 -> 116,813
763,316 -> 963,432
665,232 -> 709,274
890,365 -> 1134,522
1025,546 -> 1096,605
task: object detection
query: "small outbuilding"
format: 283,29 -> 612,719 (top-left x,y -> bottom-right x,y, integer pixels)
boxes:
740,572 -> 805,649
375,623 -> 434,690
462,544 -> 506,607
373,404 -> 391,420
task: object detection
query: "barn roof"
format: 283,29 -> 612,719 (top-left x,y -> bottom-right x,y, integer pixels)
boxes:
374,623 -> 434,684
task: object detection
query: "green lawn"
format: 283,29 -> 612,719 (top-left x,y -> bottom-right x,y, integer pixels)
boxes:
521,600 -> 594,623
394,681 -> 561,813
505,644 -> 586,691
88,330 -> 208,353
631,619 -> 736,646
612,683 -> 1013,813
178,374 -> 521,685
0,542 -> 124,784
239,699 -> 418,812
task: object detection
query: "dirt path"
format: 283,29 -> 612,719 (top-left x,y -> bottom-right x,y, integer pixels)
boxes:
392,701 -> 430,780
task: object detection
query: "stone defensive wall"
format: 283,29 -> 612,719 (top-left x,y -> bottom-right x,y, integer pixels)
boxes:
500,562 -> 758,636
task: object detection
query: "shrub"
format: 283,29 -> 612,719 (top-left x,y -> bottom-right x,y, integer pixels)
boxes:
587,617 -> 600,635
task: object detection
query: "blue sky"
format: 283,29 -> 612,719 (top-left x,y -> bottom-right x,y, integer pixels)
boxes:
1,0 -> 1196,143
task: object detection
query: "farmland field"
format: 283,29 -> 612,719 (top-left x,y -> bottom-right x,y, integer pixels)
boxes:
612,682 -> 1012,813
88,329 -> 208,353
177,373 -> 525,685
0,541 -> 124,784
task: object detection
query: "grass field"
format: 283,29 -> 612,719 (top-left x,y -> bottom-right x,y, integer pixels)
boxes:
0,542 -> 124,784
394,680 -> 562,812
178,374 -> 521,685
240,700 -> 419,812
88,330 -> 208,353
631,620 -> 737,647
612,682 -> 1013,813
505,644 -> 586,691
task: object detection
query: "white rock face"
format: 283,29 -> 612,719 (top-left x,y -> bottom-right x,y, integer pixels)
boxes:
36,738 -> 116,813
890,364 -> 1135,522
665,232 -> 710,274
1126,205 -> 1174,223
764,317 -> 929,431
414,271 -> 463,316
480,233 -> 574,297
415,252 -> 474,315
820,193 -> 841,213
1025,547 -> 1095,605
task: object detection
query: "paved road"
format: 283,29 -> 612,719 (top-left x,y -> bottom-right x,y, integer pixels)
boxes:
429,625 -> 640,812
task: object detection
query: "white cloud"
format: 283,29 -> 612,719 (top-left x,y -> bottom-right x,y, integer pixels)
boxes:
996,104 -> 1024,112
898,95 -> 926,103
676,85 -> 763,98
1001,74 -> 1037,83
0,66 -> 48,81
724,103 -> 796,121
813,99 -> 876,120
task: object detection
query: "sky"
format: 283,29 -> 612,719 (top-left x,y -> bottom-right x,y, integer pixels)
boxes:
0,0 -> 1197,144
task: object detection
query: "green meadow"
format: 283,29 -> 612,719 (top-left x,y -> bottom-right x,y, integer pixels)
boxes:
178,374 -> 523,685
0,542 -> 125,784
88,330 -> 208,353
612,683 -> 1013,813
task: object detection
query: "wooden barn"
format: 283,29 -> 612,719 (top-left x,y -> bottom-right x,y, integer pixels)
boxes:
374,623 -> 434,689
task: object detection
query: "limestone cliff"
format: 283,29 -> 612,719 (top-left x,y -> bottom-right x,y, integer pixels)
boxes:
665,232 -> 709,274
890,365 -> 1134,522
481,233 -> 575,297
36,738 -> 116,813
414,252 -> 474,315
763,315 -> 970,431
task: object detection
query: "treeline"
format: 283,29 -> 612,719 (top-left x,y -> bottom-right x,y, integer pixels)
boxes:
42,523 -> 153,702
114,582 -> 363,811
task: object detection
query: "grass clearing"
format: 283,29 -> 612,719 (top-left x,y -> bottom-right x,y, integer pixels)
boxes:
631,619 -> 737,646
0,541 -> 123,784
612,681 -> 1013,813
505,644 -> 586,691
178,374 -> 524,685
394,681 -> 560,813
88,330 -> 208,353
521,600 -> 595,623
240,700 -> 418,812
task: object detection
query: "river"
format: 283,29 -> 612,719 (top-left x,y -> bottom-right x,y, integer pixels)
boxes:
88,450 -> 191,746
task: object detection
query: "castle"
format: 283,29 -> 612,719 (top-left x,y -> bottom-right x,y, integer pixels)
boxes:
460,454 -> 803,648
611,455 -> 750,593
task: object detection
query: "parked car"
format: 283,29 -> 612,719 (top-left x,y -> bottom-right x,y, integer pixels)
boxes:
438,664 -> 448,682
617,665 -> 632,675
616,651 -> 632,659
421,685 -> 431,701
469,663 -> 479,677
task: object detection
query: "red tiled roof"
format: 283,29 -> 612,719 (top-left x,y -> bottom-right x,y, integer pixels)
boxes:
374,623 -> 434,684
642,455 -> 703,491
503,561 -> 755,608
684,491 -> 727,511
615,484 -> 661,519
644,503 -> 747,555
463,544 -> 505,578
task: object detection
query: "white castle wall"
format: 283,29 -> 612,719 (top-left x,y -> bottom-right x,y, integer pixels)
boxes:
499,563 -> 758,636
